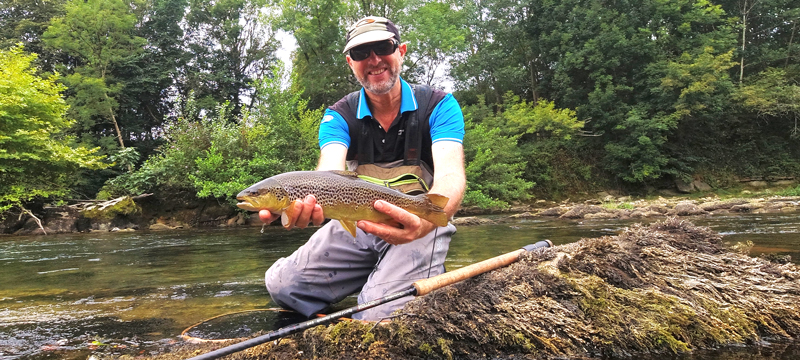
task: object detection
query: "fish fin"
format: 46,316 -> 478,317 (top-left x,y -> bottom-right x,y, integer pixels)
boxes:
329,170 -> 360,178
339,220 -> 358,237
425,193 -> 450,209
282,202 -> 299,229
422,211 -> 450,228
280,211 -> 290,228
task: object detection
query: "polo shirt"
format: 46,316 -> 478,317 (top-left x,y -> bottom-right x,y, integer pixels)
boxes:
319,78 -> 465,155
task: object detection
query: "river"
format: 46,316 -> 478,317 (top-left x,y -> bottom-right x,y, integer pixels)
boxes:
1,213 -> 799,360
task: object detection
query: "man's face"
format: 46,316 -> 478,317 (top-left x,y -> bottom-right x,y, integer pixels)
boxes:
347,40 -> 407,95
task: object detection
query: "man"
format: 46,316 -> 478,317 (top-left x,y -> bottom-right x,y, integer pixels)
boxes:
259,16 -> 466,321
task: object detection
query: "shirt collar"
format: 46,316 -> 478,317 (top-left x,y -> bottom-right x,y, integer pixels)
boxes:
356,77 -> 418,119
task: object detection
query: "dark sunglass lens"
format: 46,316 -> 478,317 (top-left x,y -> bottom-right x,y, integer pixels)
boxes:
373,41 -> 395,55
349,41 -> 396,61
350,47 -> 370,61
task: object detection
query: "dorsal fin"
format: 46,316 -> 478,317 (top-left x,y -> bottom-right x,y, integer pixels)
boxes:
329,170 -> 360,178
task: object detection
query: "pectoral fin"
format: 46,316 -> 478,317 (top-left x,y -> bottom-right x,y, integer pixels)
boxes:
339,220 -> 358,237
282,203 -> 298,229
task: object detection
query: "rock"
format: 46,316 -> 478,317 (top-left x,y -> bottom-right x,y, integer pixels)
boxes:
659,189 -> 680,196
771,179 -> 797,186
508,212 -> 537,219
560,205 -> 604,219
646,205 -> 670,214
730,203 -> 764,213
537,207 -> 568,217
149,223 -> 174,231
585,211 -> 620,219
671,202 -> 707,216
451,216 -> 495,226
692,180 -> 713,192
747,180 -> 769,188
698,199 -> 749,211
675,178 -> 695,193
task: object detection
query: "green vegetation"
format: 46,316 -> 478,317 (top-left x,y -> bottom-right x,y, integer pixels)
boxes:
1,0 -> 799,213
0,45 -> 106,212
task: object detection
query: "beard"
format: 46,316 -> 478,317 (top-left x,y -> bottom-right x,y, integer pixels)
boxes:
355,61 -> 401,95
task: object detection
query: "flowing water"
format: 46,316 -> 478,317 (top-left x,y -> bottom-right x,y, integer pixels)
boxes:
1,214 -> 799,360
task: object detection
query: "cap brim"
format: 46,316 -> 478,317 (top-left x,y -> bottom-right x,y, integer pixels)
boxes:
343,31 -> 396,53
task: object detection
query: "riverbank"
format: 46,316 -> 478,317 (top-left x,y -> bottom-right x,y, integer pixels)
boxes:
2,187 -> 799,236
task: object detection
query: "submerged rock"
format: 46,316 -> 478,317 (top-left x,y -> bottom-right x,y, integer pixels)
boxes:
138,219 -> 800,360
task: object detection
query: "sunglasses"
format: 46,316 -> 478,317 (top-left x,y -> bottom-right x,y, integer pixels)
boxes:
348,40 -> 398,61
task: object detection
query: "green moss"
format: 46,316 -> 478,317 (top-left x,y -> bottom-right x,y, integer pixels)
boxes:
82,197 -> 141,220
361,330 -> 375,346
437,338 -> 453,360
418,342 -> 433,355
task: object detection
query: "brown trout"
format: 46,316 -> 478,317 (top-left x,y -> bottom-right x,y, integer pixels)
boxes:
236,170 -> 449,237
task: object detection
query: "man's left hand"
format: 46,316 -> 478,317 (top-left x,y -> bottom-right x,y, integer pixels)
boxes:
357,200 -> 437,245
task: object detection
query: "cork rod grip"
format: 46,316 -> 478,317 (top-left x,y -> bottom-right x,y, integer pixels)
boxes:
413,249 -> 526,296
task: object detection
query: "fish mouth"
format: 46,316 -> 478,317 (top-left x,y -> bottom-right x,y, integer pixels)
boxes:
236,194 -> 259,212
236,201 -> 259,212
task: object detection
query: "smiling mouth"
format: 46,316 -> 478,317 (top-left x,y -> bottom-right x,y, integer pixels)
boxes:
368,68 -> 387,76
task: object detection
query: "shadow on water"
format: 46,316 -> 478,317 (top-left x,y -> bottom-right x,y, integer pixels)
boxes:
1,213 -> 798,360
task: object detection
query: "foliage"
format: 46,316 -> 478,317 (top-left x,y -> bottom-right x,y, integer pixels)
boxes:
398,0 -> 468,86
501,93 -> 584,140
734,67 -> 800,138
272,0 -> 358,110
461,98 -> 534,209
43,0 -> 146,152
104,66 -> 322,202
0,46 -> 106,212
182,0 -> 279,117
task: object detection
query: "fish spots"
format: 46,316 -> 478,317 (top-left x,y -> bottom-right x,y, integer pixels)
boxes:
324,251 -> 329,257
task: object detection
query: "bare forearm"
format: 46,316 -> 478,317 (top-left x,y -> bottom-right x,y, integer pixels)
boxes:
429,172 -> 465,219
429,142 -> 466,219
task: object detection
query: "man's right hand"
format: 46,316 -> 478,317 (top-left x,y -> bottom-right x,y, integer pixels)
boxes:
259,195 -> 324,229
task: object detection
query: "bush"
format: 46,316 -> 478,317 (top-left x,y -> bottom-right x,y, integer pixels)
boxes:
104,66 -> 323,203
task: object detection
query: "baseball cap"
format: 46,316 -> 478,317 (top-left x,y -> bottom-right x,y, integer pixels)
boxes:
343,16 -> 401,53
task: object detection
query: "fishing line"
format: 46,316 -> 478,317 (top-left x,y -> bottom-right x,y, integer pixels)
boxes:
427,226 -> 439,279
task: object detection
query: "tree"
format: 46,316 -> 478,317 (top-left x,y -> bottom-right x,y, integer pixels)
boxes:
182,0 -> 279,117
273,0 -> 357,110
43,0 -> 146,152
397,0 -> 468,87
0,0 -> 67,72
0,46 -> 106,212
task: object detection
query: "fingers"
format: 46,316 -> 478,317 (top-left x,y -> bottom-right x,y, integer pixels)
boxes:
258,195 -> 324,229
259,209 -> 279,224
357,200 -> 434,245
290,195 -> 324,229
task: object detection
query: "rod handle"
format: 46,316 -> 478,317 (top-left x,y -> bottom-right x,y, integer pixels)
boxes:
413,239 -> 552,296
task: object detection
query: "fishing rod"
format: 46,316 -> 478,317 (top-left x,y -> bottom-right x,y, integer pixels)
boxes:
185,239 -> 553,360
